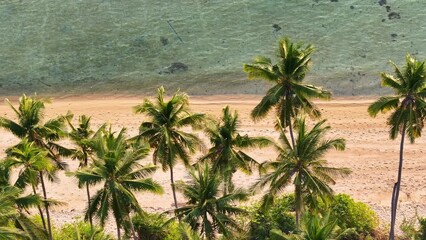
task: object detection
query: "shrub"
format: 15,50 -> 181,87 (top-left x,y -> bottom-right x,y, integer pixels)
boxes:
132,212 -> 180,240
54,220 -> 114,240
244,194 -> 296,240
330,194 -> 379,236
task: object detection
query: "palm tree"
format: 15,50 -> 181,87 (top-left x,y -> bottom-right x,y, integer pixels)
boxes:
174,163 -> 249,240
0,186 -> 28,240
243,38 -> 331,147
133,86 -> 204,208
199,105 -> 271,195
66,114 -> 105,228
75,127 -> 163,240
0,94 -> 72,170
253,118 -> 350,227
367,54 -> 426,240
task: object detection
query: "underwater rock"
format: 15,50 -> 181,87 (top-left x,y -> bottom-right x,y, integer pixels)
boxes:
159,62 -> 188,74
386,6 -> 391,12
378,0 -> 386,6
391,33 -> 397,38
272,24 -> 281,32
388,12 -> 401,20
330,0 -> 338,2
350,5 -> 355,9
160,36 -> 169,46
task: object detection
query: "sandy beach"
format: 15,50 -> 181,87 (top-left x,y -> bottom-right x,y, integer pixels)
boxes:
1,95 -> 425,231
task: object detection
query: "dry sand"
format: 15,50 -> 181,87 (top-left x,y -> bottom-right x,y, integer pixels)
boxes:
1,95 -> 425,231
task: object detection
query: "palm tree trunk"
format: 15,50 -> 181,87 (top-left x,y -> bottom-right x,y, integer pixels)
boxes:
288,119 -> 296,149
127,214 -> 139,240
31,184 -> 47,233
170,165 -> 178,209
116,222 -> 121,240
295,183 -> 302,228
39,172 -> 53,240
389,124 -> 406,240
85,183 -> 93,230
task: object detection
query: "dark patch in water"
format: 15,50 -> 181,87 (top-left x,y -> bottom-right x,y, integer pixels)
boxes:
390,33 -> 398,38
272,24 -> 281,32
378,0 -> 386,6
388,12 -> 401,20
350,5 -> 355,9
160,37 -> 169,46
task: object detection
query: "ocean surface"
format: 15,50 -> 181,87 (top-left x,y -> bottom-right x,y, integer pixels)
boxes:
1,0 -> 425,96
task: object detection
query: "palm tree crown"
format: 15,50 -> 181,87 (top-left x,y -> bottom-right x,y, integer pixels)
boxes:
133,86 -> 204,208
199,105 -> 271,194
174,163 -> 248,240
75,127 -> 163,240
253,118 -> 350,226
244,38 -> 331,128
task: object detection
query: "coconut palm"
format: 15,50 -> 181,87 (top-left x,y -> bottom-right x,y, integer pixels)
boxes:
5,139 -> 57,240
199,105 -> 271,195
66,114 -> 105,228
244,38 -> 331,147
75,127 -> 163,240
174,163 -> 248,240
253,118 -> 350,227
0,94 -> 72,170
0,185 -> 47,240
368,54 -> 426,240
0,186 -> 28,240
133,86 -> 204,208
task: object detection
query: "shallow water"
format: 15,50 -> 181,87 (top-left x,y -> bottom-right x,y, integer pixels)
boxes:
0,0 -> 424,96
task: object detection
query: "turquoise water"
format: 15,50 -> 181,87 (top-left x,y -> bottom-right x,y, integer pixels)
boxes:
1,0 -> 425,96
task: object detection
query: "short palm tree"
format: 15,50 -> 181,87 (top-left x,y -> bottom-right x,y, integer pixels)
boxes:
199,105 -> 271,195
244,38 -> 331,147
66,114 -> 105,228
368,54 -> 426,240
174,163 -> 248,240
133,86 -> 204,208
0,186 -> 28,240
253,118 -> 350,227
6,139 -> 56,239
75,127 -> 163,240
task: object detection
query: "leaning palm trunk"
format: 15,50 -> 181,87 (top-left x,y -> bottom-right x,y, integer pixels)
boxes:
31,184 -> 47,233
295,183 -> 302,227
389,123 -> 406,240
170,166 -> 178,209
39,172 -> 53,240
85,183 -> 93,229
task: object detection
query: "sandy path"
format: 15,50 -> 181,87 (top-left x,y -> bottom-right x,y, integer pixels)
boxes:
1,95 -> 425,231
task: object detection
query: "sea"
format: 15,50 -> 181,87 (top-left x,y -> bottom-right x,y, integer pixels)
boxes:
0,0 -> 425,96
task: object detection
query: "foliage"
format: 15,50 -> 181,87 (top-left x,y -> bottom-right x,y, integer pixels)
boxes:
400,214 -> 426,240
133,86 -> 204,208
75,127 -> 163,239
253,118 -> 350,225
174,162 -> 249,240
199,105 -> 271,195
132,212 -> 172,240
54,220 -> 114,240
243,37 -> 330,128
329,194 -> 378,236
239,195 -> 296,240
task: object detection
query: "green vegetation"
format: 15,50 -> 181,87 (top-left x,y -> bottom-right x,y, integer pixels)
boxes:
1,37 -> 425,239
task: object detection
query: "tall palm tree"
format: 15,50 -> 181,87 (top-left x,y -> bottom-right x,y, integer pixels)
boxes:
133,86 -> 204,208
199,105 -> 271,195
5,139 -> 58,240
244,38 -> 331,147
253,118 -> 350,227
368,54 -> 426,240
75,127 -> 163,240
66,114 -> 105,228
174,163 -> 248,240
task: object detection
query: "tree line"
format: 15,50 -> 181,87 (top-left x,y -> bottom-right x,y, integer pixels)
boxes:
0,37 -> 425,240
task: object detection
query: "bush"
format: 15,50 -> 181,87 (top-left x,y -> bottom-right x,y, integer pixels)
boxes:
132,212 -> 180,240
244,194 -> 296,240
54,220 -> 114,240
330,194 -> 379,236
400,215 -> 426,240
